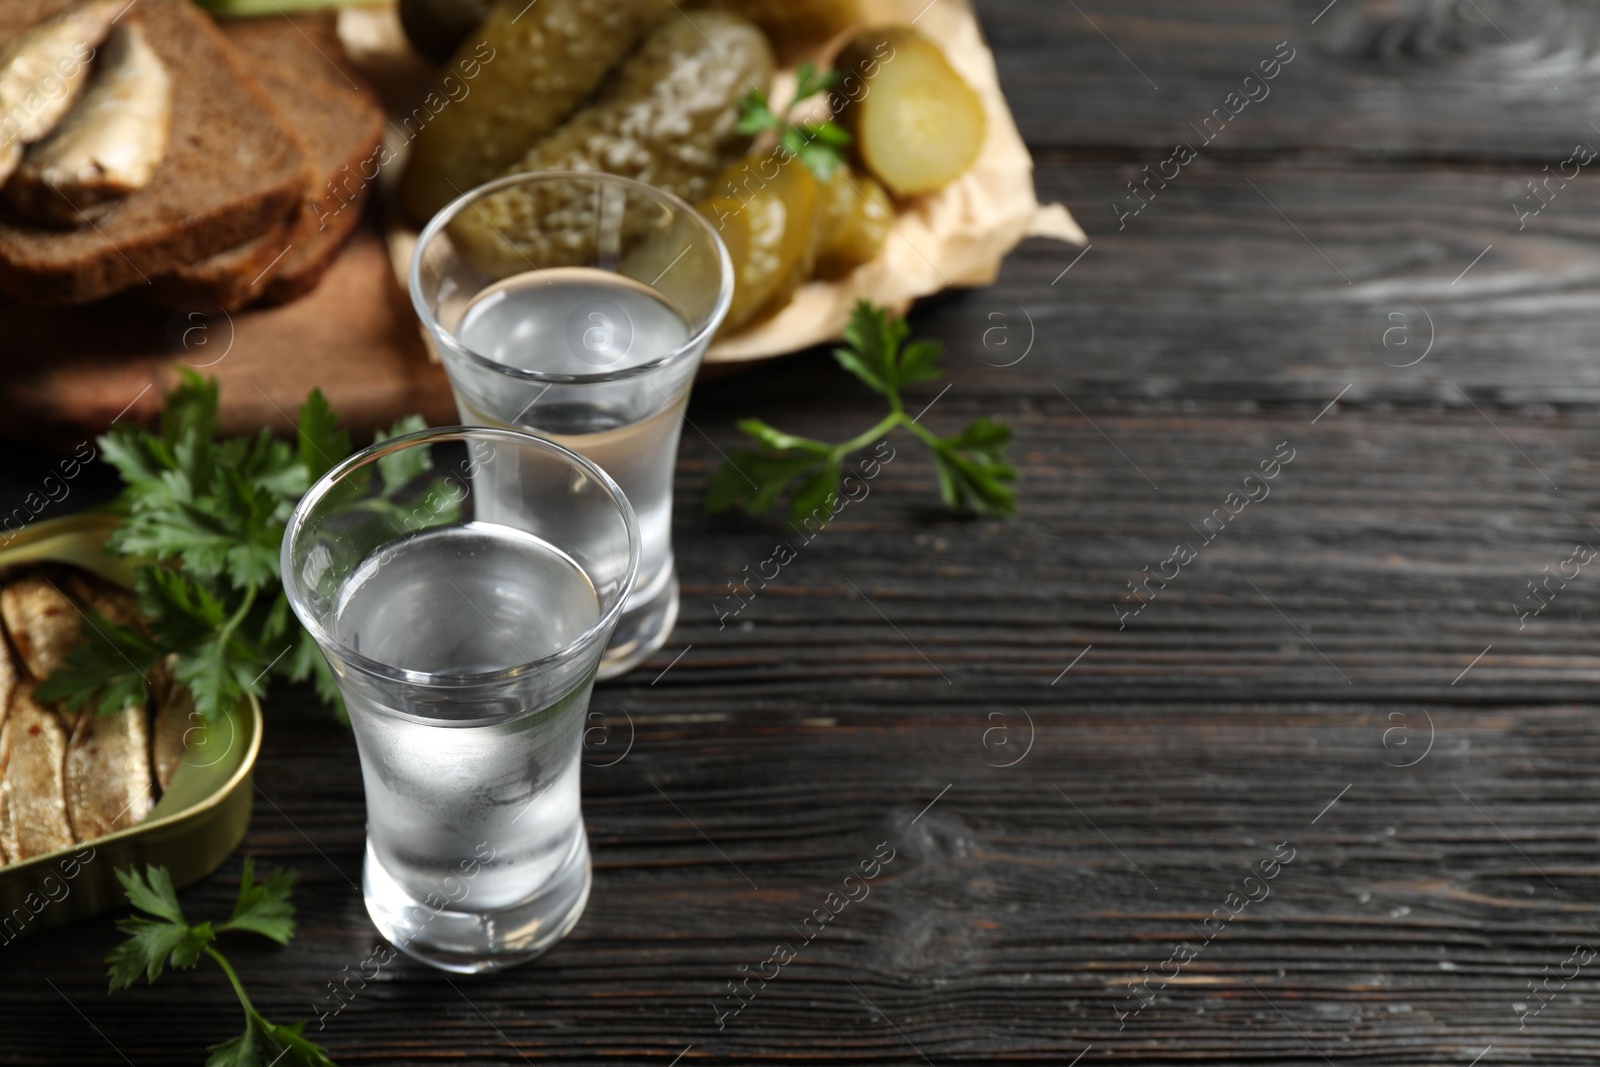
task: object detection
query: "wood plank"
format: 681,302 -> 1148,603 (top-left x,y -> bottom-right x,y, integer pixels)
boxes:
10,4 -> 1600,1062
0,230 -> 457,449
4,697 -> 1596,1063
932,157 -> 1600,405
671,374 -> 1600,706
984,0 -> 1600,161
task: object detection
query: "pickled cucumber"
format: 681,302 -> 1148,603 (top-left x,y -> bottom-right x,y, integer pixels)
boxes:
692,0 -> 859,60
399,0 -> 672,223
450,11 -> 773,277
814,165 -> 892,279
834,26 -> 986,198
698,147 -> 821,333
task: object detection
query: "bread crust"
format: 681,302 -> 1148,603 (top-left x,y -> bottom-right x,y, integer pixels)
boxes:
0,0 -> 311,305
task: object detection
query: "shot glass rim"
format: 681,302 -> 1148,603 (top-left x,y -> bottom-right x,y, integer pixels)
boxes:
281,424 -> 642,689
409,169 -> 735,386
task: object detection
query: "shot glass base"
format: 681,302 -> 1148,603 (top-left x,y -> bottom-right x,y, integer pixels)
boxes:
363,833 -> 592,974
597,562 -> 679,680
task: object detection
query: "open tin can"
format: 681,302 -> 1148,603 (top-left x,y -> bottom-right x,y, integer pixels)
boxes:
0,513 -> 260,941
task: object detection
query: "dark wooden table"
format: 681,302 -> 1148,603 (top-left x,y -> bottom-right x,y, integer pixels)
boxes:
7,0 -> 1600,1061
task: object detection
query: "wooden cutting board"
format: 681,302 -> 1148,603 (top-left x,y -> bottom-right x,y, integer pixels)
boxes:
0,227 -> 458,449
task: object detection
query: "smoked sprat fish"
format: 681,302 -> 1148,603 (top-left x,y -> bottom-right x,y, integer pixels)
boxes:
0,0 -> 121,183
0,684 -> 75,862
9,19 -> 173,225
150,680 -> 191,794
65,693 -> 152,842
0,566 -> 189,870
0,573 -> 81,682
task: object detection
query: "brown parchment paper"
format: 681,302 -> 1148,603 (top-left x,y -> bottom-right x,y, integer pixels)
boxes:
340,0 -> 1083,366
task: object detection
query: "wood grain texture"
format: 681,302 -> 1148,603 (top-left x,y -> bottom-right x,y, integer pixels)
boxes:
0,230 -> 456,448
6,0 -> 1600,1063
985,0 -> 1600,161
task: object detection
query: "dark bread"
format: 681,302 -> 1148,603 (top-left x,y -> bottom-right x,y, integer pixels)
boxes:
0,0 -> 310,305
145,215 -> 296,311
222,15 -> 386,305
220,12 -> 363,93
147,13 -> 386,309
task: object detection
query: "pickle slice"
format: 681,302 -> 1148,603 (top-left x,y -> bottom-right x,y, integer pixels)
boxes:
814,165 -> 891,279
834,26 -> 986,198
699,147 -> 820,333
449,10 -> 773,277
399,0 -> 672,224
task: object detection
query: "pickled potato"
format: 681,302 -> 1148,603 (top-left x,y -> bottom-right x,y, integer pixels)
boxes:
834,26 -> 986,198
448,11 -> 773,277
698,147 -> 821,333
399,0 -> 672,223
692,0 -> 859,60
814,165 -> 892,279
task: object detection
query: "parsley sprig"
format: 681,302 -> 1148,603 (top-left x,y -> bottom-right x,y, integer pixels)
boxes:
108,861 -> 336,1067
34,373 -> 430,723
737,61 -> 853,181
708,302 -> 1017,521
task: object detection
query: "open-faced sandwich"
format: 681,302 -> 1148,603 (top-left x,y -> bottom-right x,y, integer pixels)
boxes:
0,1 -> 385,310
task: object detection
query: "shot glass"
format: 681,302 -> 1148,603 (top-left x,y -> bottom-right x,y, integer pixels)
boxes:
282,426 -> 639,973
410,171 -> 733,679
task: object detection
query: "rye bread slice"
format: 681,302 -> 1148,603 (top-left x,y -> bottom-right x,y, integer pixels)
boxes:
145,214 -> 297,311
151,51 -> 384,310
222,16 -> 386,304
221,12 -> 363,93
0,0 -> 310,305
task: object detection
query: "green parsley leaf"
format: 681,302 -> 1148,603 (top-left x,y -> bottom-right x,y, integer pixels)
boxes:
117,864 -> 186,924
733,418 -> 830,455
105,867 -> 213,990
833,301 -> 908,394
710,301 -> 1019,521
217,858 -> 297,944
736,89 -> 779,135
374,414 -> 432,491
108,862 -> 336,1066
792,61 -> 842,103
32,609 -> 164,715
708,448 -> 830,517
207,1017 -> 337,1067
897,339 -> 944,385
792,134 -> 846,183
297,389 -> 349,486
737,60 -> 853,182
160,370 -> 220,449
39,376 -> 431,723
931,421 -> 1017,516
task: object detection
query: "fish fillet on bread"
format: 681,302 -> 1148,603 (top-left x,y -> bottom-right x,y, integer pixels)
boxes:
0,0 -> 311,305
